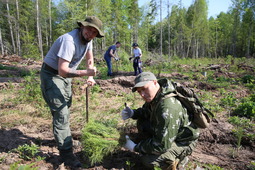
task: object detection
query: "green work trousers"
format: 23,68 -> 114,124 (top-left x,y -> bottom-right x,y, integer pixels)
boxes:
40,68 -> 73,151
141,140 -> 197,169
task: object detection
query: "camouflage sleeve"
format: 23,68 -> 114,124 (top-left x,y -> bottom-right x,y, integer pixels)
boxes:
132,103 -> 150,120
134,97 -> 186,154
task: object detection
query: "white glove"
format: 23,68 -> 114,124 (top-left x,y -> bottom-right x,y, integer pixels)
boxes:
121,106 -> 134,120
114,57 -> 119,61
124,135 -> 136,151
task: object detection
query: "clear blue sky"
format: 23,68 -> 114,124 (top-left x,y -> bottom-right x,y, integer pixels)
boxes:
138,0 -> 233,19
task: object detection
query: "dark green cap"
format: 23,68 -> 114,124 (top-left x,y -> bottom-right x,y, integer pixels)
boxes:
132,72 -> 157,92
77,16 -> 104,38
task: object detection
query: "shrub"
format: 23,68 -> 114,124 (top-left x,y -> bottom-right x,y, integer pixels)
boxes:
241,75 -> 255,84
228,116 -> 255,147
13,144 -> 40,161
220,92 -> 237,108
17,72 -> 44,105
232,96 -> 255,119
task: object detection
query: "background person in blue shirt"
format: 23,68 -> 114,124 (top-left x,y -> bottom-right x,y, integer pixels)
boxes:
104,41 -> 121,76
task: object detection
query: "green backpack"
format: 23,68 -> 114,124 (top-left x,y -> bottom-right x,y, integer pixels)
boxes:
165,81 -> 214,129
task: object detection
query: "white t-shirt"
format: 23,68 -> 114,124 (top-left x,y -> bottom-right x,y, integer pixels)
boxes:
44,29 -> 92,70
133,47 -> 142,57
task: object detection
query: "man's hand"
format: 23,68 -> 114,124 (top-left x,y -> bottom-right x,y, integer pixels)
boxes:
87,76 -> 96,86
129,57 -> 133,61
114,57 -> 119,61
86,67 -> 97,76
121,106 -> 134,120
124,135 -> 136,151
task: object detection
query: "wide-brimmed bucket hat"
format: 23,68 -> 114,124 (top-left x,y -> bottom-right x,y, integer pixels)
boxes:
77,16 -> 104,38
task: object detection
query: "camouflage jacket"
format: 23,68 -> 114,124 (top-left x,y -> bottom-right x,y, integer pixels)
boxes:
133,79 -> 200,155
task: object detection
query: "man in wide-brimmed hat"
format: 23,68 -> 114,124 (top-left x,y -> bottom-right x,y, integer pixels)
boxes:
40,16 -> 104,168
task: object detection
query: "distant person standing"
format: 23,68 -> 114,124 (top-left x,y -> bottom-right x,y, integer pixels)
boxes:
104,42 -> 121,76
129,43 -> 142,76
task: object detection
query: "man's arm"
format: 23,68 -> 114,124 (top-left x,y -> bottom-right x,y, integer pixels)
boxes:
58,52 -> 96,78
85,49 -> 94,69
138,48 -> 142,58
109,49 -> 115,58
139,53 -> 142,58
134,98 -> 182,154
85,50 -> 96,85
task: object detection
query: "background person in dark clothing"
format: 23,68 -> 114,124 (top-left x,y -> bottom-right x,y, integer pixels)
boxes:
104,41 -> 121,76
129,43 -> 142,76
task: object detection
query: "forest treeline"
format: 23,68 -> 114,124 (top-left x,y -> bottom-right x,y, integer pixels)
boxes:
0,0 -> 254,60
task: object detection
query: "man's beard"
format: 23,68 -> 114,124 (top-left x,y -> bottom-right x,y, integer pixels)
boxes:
81,35 -> 91,44
79,28 -> 91,44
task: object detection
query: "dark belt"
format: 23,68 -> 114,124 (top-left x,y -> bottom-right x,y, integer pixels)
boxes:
42,63 -> 58,74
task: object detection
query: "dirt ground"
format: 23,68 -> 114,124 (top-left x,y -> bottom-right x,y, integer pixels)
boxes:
0,55 -> 254,170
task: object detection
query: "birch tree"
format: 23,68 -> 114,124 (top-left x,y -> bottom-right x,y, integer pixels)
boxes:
167,0 -> 171,59
159,0 -> 162,57
240,0 -> 255,57
186,0 -> 208,58
15,0 -> 21,56
48,0 -> 52,48
230,0 -> 241,58
0,28 -> 3,55
36,0 -> 43,59
6,1 -> 16,54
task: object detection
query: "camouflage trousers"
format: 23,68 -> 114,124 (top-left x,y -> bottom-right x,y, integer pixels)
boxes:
140,140 -> 197,170
40,67 -> 73,151
136,118 -> 197,169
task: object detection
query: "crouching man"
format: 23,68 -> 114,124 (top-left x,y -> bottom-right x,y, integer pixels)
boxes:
121,72 -> 199,169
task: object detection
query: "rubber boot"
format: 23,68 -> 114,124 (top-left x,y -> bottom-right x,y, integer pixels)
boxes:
59,149 -> 82,168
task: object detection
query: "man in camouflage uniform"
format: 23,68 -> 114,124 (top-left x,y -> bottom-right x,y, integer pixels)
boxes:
121,72 -> 199,169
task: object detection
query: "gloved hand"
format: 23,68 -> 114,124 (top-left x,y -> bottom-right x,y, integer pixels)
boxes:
129,57 -> 133,61
121,106 -> 134,120
124,135 -> 136,151
114,57 -> 119,61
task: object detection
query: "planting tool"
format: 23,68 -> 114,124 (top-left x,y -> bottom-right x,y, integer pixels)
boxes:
115,58 -> 119,73
81,83 -> 89,123
115,51 -> 120,73
86,85 -> 89,123
122,102 -> 129,132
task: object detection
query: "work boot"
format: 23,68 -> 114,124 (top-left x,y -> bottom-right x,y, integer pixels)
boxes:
60,149 -> 82,168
